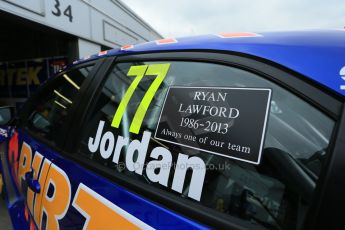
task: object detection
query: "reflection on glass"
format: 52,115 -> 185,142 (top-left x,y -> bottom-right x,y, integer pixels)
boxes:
63,74 -> 80,90
54,90 -> 73,104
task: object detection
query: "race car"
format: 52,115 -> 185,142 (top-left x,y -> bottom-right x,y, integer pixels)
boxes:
0,30 -> 344,230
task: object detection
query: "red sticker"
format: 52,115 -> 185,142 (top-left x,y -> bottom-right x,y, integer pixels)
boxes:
98,50 -> 108,56
217,32 -> 261,38
156,38 -> 178,45
30,219 -> 35,230
24,205 -> 29,221
120,44 -> 134,50
8,131 -> 19,181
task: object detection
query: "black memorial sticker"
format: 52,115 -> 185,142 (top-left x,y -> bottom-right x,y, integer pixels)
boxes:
154,86 -> 271,164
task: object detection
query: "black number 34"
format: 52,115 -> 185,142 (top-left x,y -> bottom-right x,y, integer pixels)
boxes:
52,0 -> 73,23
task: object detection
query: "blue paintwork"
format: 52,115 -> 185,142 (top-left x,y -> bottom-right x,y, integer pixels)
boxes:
0,128 -> 31,230
3,29 -> 344,229
4,130 -> 210,229
6,201 -> 31,230
73,29 -> 345,97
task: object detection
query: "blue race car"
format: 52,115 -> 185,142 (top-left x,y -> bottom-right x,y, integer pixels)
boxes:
0,30 -> 344,230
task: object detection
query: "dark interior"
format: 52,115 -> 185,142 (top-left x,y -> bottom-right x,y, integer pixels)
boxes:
0,10 -> 77,62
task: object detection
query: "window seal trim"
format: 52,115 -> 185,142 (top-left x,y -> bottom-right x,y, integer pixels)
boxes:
115,51 -> 343,119
19,59 -> 103,149
304,103 -> 345,229
64,57 -> 116,151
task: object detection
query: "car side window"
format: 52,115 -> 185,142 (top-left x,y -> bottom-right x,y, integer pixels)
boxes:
25,65 -> 94,148
77,61 -> 334,229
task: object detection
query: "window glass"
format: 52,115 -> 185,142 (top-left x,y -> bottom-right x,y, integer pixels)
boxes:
26,65 -> 94,147
0,107 -> 11,125
77,61 -> 334,229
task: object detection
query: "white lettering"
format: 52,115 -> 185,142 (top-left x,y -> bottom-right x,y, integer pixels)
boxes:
112,136 -> 128,164
229,108 -> 240,119
146,147 -> 172,186
88,121 -> 206,201
171,154 -> 206,201
99,131 -> 115,159
179,104 -> 240,119
193,91 -> 228,102
125,131 -> 151,175
88,121 -> 105,153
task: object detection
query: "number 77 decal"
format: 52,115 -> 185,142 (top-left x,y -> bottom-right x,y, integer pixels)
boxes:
111,63 -> 171,134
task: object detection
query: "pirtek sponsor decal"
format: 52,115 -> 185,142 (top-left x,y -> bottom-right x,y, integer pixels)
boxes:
17,141 -> 154,229
0,67 -> 42,86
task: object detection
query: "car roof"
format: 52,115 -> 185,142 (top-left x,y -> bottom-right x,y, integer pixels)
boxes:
72,29 -> 345,98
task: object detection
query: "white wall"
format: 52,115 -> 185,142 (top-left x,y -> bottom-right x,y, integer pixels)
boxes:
78,39 -> 100,58
0,0 -> 162,48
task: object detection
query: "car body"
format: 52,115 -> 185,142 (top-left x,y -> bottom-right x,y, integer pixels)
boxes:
0,30 -> 345,230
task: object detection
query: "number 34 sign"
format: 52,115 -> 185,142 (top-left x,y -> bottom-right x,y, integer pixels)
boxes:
51,0 -> 73,22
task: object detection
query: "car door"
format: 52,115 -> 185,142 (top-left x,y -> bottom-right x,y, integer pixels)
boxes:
6,50 -> 343,230
10,57 -> 208,230
56,52 -> 343,229
29,66 -> 210,228
2,61 -> 98,229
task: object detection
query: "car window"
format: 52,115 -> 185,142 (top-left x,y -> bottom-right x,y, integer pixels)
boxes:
25,65 -> 94,148
77,61 -> 334,229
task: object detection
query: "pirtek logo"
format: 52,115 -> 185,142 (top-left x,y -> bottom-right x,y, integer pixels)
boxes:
17,142 -> 154,229
0,67 -> 42,86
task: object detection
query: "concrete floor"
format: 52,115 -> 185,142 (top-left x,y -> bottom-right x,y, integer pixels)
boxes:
0,195 -> 12,230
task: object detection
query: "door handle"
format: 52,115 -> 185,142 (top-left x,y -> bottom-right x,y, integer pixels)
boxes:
25,170 -> 41,193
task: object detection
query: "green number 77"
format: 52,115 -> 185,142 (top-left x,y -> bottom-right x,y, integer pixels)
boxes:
111,63 -> 171,134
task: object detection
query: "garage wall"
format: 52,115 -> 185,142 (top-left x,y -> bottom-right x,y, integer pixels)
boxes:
0,0 -> 162,49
